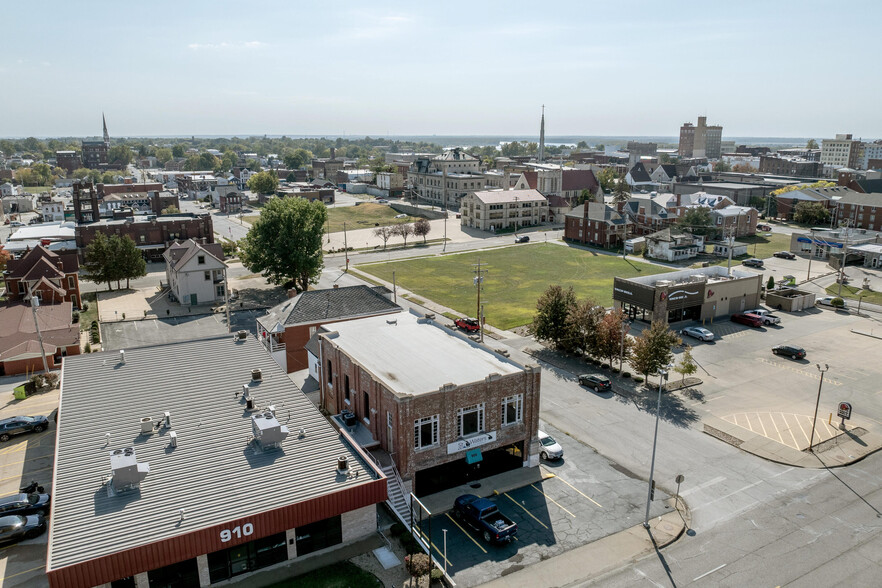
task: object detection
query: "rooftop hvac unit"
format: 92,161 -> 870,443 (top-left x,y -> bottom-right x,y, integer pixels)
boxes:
109,447 -> 150,491
236,330 -> 248,340
251,368 -> 262,382
139,417 -> 154,435
251,411 -> 289,450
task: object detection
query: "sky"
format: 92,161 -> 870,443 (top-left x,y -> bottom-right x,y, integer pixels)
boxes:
1,0 -> 879,139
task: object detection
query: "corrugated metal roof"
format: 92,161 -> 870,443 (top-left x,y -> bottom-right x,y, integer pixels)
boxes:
48,335 -> 380,571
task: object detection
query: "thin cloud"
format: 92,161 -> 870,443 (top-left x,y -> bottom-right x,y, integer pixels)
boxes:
188,41 -> 267,51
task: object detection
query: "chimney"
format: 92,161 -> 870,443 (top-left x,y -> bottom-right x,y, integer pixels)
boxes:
504,171 -> 510,190
287,289 -> 298,298
330,147 -> 336,159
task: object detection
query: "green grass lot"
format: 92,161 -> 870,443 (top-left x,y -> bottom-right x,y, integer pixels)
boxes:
825,283 -> 882,306
695,232 -> 794,268
21,186 -> 53,194
78,292 -> 99,331
265,561 -> 381,588
244,203 -> 420,233
357,243 -> 670,330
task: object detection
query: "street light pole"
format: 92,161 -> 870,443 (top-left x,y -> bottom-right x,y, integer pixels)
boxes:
644,364 -> 671,528
809,363 -> 829,452
806,228 -> 815,281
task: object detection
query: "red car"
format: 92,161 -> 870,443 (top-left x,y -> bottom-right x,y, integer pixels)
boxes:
731,313 -> 763,327
454,317 -> 481,332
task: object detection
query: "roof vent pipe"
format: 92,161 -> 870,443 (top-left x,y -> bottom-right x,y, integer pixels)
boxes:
120,350 -> 126,364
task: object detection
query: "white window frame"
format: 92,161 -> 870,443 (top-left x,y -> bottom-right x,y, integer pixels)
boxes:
457,403 -> 485,438
502,395 -> 523,426
414,415 -> 439,450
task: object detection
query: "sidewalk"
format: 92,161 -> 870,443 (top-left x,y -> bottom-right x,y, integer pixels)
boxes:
702,414 -> 882,468
479,499 -> 686,588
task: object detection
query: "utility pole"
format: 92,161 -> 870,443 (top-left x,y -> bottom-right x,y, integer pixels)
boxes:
472,258 -> 488,343
343,221 -> 349,271
30,297 -> 50,374
806,228 -> 815,281
442,166 -> 448,252
224,267 -> 231,333
837,205 -> 859,297
809,364 -> 829,452
726,222 -> 734,276
392,271 -> 397,304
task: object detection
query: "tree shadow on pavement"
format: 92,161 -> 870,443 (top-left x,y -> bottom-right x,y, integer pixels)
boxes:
612,383 -> 700,429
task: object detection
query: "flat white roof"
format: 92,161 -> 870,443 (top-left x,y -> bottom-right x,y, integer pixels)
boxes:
323,311 -> 523,397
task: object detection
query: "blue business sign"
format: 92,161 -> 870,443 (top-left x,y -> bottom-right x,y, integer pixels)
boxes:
796,237 -> 843,248
465,448 -> 483,464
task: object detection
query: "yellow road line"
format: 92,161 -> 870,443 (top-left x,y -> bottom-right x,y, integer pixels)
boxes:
3,565 -> 45,581
530,484 -> 575,518
0,454 -> 56,469
416,527 -> 453,567
503,493 -> 549,529
444,513 -> 487,554
0,466 -> 53,483
551,474 -> 603,508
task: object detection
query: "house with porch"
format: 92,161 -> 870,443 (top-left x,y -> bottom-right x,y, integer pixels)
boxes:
163,239 -> 226,306
564,202 -> 631,248
645,227 -> 705,262
3,245 -> 81,308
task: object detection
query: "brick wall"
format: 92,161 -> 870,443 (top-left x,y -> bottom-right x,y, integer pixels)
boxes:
319,335 -> 541,482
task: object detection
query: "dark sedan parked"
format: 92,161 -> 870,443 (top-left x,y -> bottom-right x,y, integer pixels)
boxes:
0,493 -> 51,516
0,514 -> 46,545
772,345 -> 806,359
773,251 -> 796,259
0,415 -> 49,442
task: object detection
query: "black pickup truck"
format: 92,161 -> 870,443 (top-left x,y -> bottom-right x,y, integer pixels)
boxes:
452,494 -> 518,543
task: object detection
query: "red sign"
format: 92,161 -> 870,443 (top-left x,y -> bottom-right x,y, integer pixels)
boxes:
837,402 -> 852,419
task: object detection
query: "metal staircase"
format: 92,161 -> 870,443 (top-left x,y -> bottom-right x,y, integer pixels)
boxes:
381,464 -> 411,526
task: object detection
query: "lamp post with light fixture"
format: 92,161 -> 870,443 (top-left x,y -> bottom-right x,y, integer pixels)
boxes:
644,364 -> 672,528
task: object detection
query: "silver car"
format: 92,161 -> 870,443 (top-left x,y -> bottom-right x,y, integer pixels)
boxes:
680,326 -> 714,342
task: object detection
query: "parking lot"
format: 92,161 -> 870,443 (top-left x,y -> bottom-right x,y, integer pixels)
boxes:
674,305 -> 882,450
0,381 -> 56,588
100,309 -> 264,350
413,423 -> 673,588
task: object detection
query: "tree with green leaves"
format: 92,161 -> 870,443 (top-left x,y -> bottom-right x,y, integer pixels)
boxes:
565,299 -> 605,357
806,139 -> 819,150
613,172 -> 629,203
109,145 -> 133,166
82,233 -> 119,291
246,159 -> 262,172
155,148 -> 173,165
767,276 -> 776,290
674,345 -> 697,383
793,201 -> 831,225
161,205 -> 180,215
596,167 -> 618,193
116,235 -> 147,289
413,218 -> 431,243
714,160 -> 732,172
630,320 -> 682,385
198,152 -> 218,171
239,197 -> 327,292
247,171 -> 279,195
596,308 -> 631,369
529,285 -> 577,351
172,144 -> 185,158
678,207 -> 715,236
283,148 -> 313,170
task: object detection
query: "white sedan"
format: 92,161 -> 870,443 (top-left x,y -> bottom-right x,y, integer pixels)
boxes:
680,326 -> 715,342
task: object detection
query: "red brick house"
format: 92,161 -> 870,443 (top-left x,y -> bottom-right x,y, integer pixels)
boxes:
564,202 -> 631,248
257,285 -> 401,373
3,246 -> 81,308
0,302 -> 79,375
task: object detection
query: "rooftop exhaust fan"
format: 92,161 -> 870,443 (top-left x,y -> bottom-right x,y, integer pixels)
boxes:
251,411 -> 289,450
109,447 -> 149,491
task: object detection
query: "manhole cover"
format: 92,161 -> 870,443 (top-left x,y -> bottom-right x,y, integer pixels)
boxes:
470,482 -> 481,489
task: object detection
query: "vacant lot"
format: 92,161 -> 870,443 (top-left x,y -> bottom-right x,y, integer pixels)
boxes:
244,203 -> 420,233
357,243 -> 669,329
734,232 -> 793,259
825,283 -> 882,306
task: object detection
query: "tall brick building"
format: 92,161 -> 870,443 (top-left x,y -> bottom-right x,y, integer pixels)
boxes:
75,214 -> 214,261
317,311 -> 541,498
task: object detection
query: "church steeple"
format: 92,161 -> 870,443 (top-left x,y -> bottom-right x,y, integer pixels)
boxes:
538,105 -> 545,163
102,113 -> 110,144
